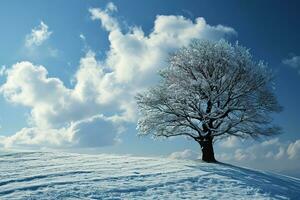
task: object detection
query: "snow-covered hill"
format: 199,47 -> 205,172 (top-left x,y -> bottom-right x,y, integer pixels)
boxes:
0,151 -> 299,200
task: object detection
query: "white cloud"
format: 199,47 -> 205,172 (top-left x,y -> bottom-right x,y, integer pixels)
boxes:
0,127 -> 72,148
23,21 -> 58,60
261,138 -> 280,146
70,114 -> 121,148
1,61 -> 68,108
169,149 -> 199,160
287,140 -> 300,159
0,2 -> 237,149
238,138 -> 284,161
106,2 -> 118,12
219,136 -> 241,148
0,58 -> 124,129
215,138 -> 300,174
275,146 -> 285,160
234,148 -> 255,161
89,2 -> 236,84
216,153 -> 232,161
1,61 -> 74,128
25,21 -> 52,47
0,115 -> 120,149
282,55 -> 300,74
89,7 -> 119,32
216,138 -> 300,162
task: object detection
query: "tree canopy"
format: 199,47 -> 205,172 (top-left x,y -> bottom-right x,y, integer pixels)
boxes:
136,39 -> 282,162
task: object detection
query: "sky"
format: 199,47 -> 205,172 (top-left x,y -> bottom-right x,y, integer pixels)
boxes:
0,0 -> 299,177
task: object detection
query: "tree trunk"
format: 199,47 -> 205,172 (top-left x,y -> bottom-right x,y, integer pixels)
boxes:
199,137 -> 216,162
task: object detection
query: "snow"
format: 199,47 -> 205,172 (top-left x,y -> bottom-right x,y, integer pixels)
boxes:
0,151 -> 299,199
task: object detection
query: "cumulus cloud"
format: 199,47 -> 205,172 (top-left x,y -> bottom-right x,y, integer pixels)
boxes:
1,61 -> 75,128
216,138 -> 300,162
0,56 -> 125,128
89,7 -> 119,31
287,140 -> 300,159
0,115 -> 120,149
169,149 -> 199,160
282,55 -> 300,74
25,21 -> 52,47
0,2 -> 237,149
23,21 -> 58,59
106,2 -> 118,12
89,3 -> 236,84
219,136 -> 241,148
236,138 -> 286,161
1,61 -> 69,108
70,115 -> 121,147
214,138 -> 300,175
234,148 -> 254,161
0,127 -> 72,148
275,147 -> 285,160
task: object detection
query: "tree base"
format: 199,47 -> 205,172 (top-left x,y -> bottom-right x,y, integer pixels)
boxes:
202,157 -> 217,163
199,138 -> 216,163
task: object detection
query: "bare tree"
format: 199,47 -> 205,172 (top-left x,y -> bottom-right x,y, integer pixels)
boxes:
136,40 -> 282,162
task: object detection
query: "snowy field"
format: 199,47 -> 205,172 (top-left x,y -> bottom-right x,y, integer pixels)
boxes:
0,151 -> 299,200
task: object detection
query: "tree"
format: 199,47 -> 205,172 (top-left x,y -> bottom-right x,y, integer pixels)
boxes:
135,40 -> 282,162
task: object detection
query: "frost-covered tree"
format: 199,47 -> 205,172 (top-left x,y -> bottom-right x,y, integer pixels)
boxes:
136,40 -> 282,162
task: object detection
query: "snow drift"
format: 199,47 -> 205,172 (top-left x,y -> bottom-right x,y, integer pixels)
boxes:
0,151 -> 299,199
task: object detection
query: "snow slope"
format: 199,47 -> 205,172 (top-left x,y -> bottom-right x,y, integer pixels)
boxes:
0,151 -> 299,200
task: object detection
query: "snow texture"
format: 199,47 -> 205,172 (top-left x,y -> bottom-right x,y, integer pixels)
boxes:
0,151 -> 299,199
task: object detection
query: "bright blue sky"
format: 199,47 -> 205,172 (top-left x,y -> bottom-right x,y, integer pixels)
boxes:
0,0 -> 299,176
